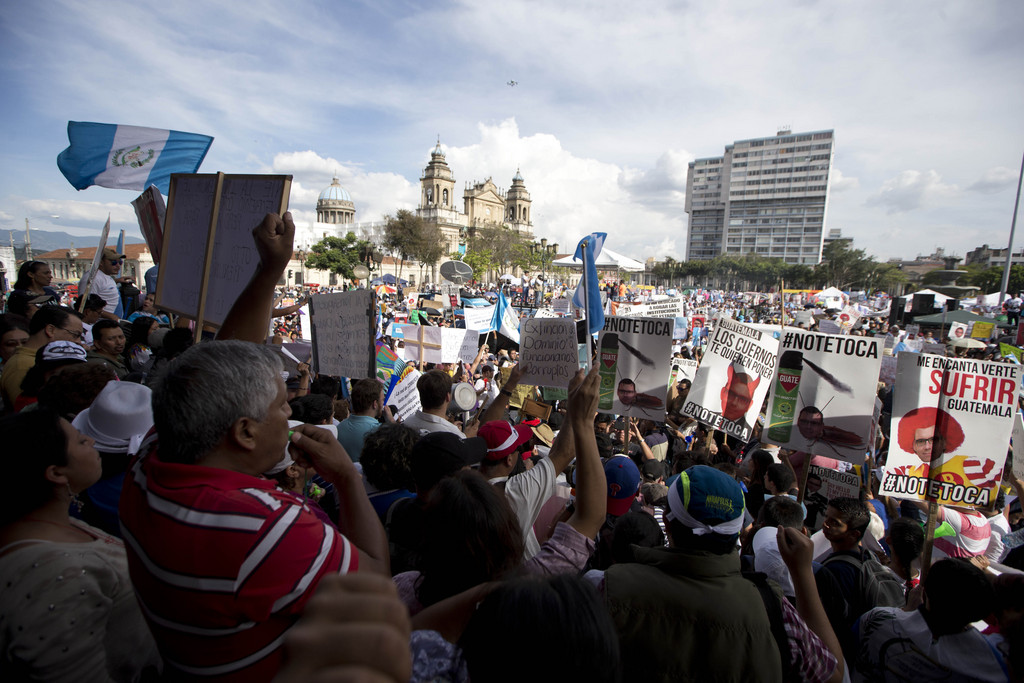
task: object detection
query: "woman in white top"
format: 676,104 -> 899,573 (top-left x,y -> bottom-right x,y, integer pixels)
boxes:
0,408 -> 161,682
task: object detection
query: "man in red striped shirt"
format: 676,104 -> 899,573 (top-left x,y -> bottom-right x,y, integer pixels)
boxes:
121,339 -> 389,681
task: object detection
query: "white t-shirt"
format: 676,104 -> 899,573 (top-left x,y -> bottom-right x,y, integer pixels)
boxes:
489,457 -> 556,560
80,270 -> 118,315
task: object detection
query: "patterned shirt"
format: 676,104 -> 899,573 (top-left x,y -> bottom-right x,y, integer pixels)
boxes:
120,436 -> 358,681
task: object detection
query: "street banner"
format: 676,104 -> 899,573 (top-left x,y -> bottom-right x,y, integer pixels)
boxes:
519,317 -> 578,388
309,290 -> 375,380
615,296 -> 685,319
596,316 -> 674,419
804,463 -> 862,531
879,353 -> 1020,507
681,318 -> 779,441
763,330 -> 882,462
397,324 -> 443,364
948,322 -> 968,341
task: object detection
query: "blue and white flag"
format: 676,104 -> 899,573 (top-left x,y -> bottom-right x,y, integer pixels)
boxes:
490,290 -> 521,343
57,122 -> 213,195
572,232 -> 607,334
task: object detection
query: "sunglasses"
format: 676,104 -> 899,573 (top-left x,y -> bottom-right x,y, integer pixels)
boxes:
108,258 -> 123,265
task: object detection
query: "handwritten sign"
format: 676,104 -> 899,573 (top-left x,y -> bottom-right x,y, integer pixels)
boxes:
461,330 -> 482,363
158,173 -> 291,326
463,305 -> 495,331
441,328 -> 470,363
519,318 -> 578,388
398,324 -> 443,363
390,369 -> 423,420
310,290 -> 375,379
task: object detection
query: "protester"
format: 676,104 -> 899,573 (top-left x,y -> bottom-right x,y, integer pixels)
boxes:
86,319 -> 128,379
1,305 -> 84,410
125,315 -> 159,372
78,247 -> 130,319
0,408 -> 161,680
11,260 -> 59,301
336,377 -> 386,461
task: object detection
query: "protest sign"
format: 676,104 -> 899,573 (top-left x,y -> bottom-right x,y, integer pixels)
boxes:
542,386 -> 569,402
763,330 -> 882,462
615,296 -> 685,319
681,318 -> 778,441
309,290 -> 375,379
837,305 -> 861,334
463,304 -> 495,331
818,319 -> 841,335
299,303 -> 312,341
131,186 -> 165,263
405,291 -> 419,309
922,342 -> 946,356
879,353 -> 1021,506
804,463 -> 862,531
77,216 -> 112,311
972,321 -> 995,340
1012,412 -> 1024,480
595,316 -> 673,419
879,355 -> 898,386
673,316 -> 688,339
460,330 -> 482,364
948,322 -> 968,341
398,324 -> 443,364
905,324 -> 920,338
158,173 -> 291,327
532,308 -> 559,319
668,358 -> 699,388
690,315 -> 706,332
519,318 -> 577,388
1001,343 -> 1023,363
389,369 -> 422,421
552,298 -> 571,315
509,383 -> 535,409
440,281 -> 460,308
441,328 -> 470,363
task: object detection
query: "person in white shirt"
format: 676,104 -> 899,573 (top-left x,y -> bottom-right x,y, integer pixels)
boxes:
402,369 -> 478,439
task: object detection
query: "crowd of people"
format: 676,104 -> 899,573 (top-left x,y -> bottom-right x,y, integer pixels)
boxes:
1,213 -> 1022,682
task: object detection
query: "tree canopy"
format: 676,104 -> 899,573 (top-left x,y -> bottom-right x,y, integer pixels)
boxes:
303,232 -> 373,280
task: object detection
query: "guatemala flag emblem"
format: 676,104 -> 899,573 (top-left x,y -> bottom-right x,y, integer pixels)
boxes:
57,121 -> 213,195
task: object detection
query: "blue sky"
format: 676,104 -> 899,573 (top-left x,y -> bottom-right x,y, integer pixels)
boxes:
2,0 -> 1023,262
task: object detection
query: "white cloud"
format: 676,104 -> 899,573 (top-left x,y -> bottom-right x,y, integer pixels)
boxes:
967,166 -> 1019,195
830,168 -> 860,193
865,170 -> 958,214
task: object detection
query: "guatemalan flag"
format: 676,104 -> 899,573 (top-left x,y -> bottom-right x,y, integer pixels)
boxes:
490,290 -> 521,343
57,122 -> 213,195
572,232 -> 607,334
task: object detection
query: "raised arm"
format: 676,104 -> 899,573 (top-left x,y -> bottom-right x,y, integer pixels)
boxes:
566,367 -> 606,538
479,362 -> 524,424
218,212 -> 296,343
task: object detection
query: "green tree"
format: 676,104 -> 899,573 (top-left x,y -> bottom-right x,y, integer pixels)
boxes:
382,209 -> 426,285
413,223 -> 448,283
304,233 -> 371,280
814,240 -> 874,289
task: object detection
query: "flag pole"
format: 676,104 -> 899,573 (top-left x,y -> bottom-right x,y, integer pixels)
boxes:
581,237 -> 592,371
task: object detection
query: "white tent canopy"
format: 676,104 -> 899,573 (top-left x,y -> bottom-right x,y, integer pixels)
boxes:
907,288 -> 952,306
552,247 -> 645,272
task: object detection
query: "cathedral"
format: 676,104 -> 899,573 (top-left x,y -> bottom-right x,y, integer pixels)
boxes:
294,141 -> 534,269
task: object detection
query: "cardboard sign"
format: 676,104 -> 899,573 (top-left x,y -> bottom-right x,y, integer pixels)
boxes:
309,290 -> 375,379
681,318 -> 779,441
131,186 -> 165,263
389,369 -> 423,420
463,305 -> 495,331
552,298 -> 571,315
948,322 -> 968,340
763,331 -> 882,463
519,318 -> 578,388
397,324 -> 443,364
509,382 -> 534,409
972,321 -> 995,340
595,316 -> 674,420
879,353 -> 1021,507
158,173 -> 291,326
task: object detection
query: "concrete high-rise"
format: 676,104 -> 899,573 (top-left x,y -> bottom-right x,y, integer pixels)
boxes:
684,128 -> 835,265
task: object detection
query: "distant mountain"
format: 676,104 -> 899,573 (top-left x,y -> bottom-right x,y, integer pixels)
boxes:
2,229 -> 145,258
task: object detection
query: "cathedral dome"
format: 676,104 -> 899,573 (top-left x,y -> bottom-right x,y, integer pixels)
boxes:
319,177 -> 352,202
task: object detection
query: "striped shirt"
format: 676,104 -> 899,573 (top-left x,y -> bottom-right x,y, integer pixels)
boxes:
933,506 -> 991,559
120,437 -> 358,681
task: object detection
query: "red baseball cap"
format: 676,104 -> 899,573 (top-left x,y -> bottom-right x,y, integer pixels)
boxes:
479,420 -> 534,461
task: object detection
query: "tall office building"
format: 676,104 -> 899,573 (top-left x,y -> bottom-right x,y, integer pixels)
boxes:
684,128 -> 835,264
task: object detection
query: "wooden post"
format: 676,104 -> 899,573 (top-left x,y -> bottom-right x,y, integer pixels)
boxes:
193,172 -> 225,344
